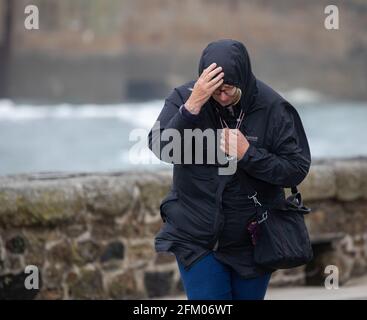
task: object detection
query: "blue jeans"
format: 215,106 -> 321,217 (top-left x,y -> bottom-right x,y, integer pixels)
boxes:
176,252 -> 272,300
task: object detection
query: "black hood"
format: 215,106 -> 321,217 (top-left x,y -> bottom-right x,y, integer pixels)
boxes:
198,39 -> 258,115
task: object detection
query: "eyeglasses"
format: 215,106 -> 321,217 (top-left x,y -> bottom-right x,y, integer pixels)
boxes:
213,86 -> 237,97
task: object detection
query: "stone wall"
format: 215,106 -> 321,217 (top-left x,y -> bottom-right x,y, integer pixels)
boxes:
0,158 -> 367,299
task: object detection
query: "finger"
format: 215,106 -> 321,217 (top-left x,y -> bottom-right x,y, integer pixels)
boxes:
220,139 -> 228,145
226,129 -> 233,144
208,72 -> 224,86
220,134 -> 226,144
221,128 -> 229,140
224,142 -> 236,157
221,128 -> 228,136
228,133 -> 237,142
227,137 -> 237,149
201,63 -> 217,77
228,141 -> 238,151
229,146 -> 236,156
220,136 -> 227,149
220,143 -> 226,151
228,134 -> 239,147
220,144 -> 226,153
211,78 -> 224,90
206,66 -> 223,81
220,142 -> 228,153
228,129 -> 239,137
221,128 -> 229,135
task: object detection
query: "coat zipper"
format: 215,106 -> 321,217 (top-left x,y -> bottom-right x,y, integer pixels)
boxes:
212,239 -> 219,251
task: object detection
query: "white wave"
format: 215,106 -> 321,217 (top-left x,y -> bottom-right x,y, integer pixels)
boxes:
0,88 -> 332,127
0,99 -> 163,128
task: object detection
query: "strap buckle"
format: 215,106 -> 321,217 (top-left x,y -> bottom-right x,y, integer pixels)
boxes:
248,192 -> 262,207
257,210 -> 268,224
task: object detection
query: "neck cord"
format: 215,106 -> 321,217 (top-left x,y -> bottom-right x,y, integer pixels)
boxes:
215,106 -> 245,161
216,107 -> 245,130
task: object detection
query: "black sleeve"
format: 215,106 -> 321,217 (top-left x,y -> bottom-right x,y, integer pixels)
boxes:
237,101 -> 311,187
147,87 -> 200,163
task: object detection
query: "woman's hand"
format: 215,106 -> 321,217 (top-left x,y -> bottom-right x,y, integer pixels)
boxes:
220,128 -> 250,160
185,63 -> 224,114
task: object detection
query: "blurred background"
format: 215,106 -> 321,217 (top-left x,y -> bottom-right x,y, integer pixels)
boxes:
0,0 -> 366,175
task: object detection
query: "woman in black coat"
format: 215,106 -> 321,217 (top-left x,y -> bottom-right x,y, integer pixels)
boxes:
148,39 -> 311,300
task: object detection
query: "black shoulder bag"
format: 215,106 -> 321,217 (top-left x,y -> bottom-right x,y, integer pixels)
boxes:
240,171 -> 314,270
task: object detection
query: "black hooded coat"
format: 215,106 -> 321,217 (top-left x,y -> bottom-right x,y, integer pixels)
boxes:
148,39 -> 311,278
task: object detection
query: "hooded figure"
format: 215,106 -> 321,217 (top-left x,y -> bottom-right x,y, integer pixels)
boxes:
198,39 -> 258,116
148,39 -> 311,290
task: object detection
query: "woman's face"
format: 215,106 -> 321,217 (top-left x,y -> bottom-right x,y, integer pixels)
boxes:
212,84 -> 238,107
